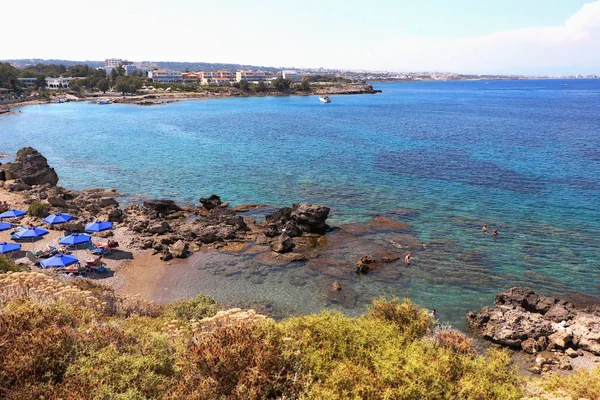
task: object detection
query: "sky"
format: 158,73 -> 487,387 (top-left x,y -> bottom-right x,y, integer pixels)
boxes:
2,0 -> 600,74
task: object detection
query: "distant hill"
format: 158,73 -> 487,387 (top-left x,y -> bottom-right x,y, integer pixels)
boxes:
3,59 -> 105,69
3,59 -> 286,72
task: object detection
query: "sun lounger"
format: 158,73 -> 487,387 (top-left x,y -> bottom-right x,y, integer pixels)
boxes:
84,241 -> 110,255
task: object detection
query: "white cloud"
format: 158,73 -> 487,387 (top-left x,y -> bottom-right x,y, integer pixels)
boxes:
364,1 -> 600,74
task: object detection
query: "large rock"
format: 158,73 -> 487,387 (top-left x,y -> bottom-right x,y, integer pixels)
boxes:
290,203 -> 330,234
1,147 -> 59,186
143,200 -> 181,217
494,287 -> 561,314
47,195 -> 68,207
199,194 -> 224,210
148,221 -> 171,234
467,306 -> 554,348
169,240 -> 189,258
548,330 -> 572,349
264,203 -> 330,237
271,233 -> 295,253
468,287 -> 600,356
570,312 -> 600,355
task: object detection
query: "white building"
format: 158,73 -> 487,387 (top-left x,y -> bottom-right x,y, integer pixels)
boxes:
148,70 -> 182,83
236,70 -> 267,83
104,58 -> 122,69
282,70 -> 302,82
199,70 -> 235,86
45,77 -> 75,90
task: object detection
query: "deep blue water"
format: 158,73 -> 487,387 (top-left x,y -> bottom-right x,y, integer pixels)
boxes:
1,80 -> 599,327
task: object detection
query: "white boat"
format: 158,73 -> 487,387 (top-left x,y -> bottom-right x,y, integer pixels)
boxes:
319,96 -> 331,103
93,99 -> 113,105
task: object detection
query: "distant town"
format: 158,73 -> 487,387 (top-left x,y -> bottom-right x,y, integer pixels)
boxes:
3,58 -> 599,92
1,57 -> 598,109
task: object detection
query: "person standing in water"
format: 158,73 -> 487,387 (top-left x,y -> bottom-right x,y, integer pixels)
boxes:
404,252 -> 413,265
482,224 -> 488,233
493,230 -> 499,237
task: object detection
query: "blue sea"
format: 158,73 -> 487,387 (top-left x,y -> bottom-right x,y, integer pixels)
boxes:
1,80 -> 599,328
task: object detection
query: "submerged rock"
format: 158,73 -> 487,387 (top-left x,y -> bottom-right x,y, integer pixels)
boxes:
355,255 -> 379,274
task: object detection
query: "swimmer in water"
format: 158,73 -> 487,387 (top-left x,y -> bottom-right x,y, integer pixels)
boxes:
493,230 -> 498,237
482,224 -> 488,233
404,252 -> 413,264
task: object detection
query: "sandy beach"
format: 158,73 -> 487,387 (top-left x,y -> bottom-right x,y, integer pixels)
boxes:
0,183 -> 172,300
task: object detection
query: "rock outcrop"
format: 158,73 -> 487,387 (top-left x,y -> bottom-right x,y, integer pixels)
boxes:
199,194 -> 226,210
271,233 -> 295,253
467,287 -> 600,356
1,147 -> 59,187
123,197 -> 251,259
263,203 -> 330,238
16,185 -> 123,228
355,255 -> 379,274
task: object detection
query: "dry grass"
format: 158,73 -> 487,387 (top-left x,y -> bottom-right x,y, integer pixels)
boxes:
3,271 -> 587,399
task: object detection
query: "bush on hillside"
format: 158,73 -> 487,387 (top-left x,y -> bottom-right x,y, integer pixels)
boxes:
173,316 -> 303,398
162,293 -> 219,321
27,201 -> 47,218
281,311 -> 522,399
369,296 -> 432,337
534,366 -> 600,399
427,324 -> 476,355
0,272 -> 542,399
0,256 -> 20,273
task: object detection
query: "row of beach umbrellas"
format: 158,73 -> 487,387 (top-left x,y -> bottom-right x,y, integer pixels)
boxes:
0,210 -> 114,271
0,244 -> 80,268
0,209 -> 112,231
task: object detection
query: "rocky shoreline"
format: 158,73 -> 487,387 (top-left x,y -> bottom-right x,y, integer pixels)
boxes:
3,147 -> 600,378
0,84 -> 381,109
468,287 -> 600,374
0,147 -> 424,313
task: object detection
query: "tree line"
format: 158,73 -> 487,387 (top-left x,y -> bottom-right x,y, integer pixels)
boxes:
0,62 -> 144,93
2,61 -> 323,95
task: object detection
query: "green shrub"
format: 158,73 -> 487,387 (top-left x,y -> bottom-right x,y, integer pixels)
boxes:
173,317 -> 302,399
27,200 -> 47,218
281,307 -> 523,399
0,256 -> 20,273
162,293 -> 219,321
369,296 -> 432,338
0,301 -> 94,393
0,274 -> 528,399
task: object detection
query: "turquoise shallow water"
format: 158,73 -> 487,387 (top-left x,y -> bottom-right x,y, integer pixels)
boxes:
1,80 -> 599,327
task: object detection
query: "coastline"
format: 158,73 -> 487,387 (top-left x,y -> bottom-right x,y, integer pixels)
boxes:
0,83 -> 381,110
1,146 -> 599,385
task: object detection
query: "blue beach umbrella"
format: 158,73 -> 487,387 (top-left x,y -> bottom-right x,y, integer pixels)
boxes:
85,220 -> 113,233
59,233 -> 92,246
14,227 -> 49,240
0,209 -> 26,219
43,213 -> 74,225
0,242 -> 22,254
0,222 -> 12,232
40,254 -> 79,269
